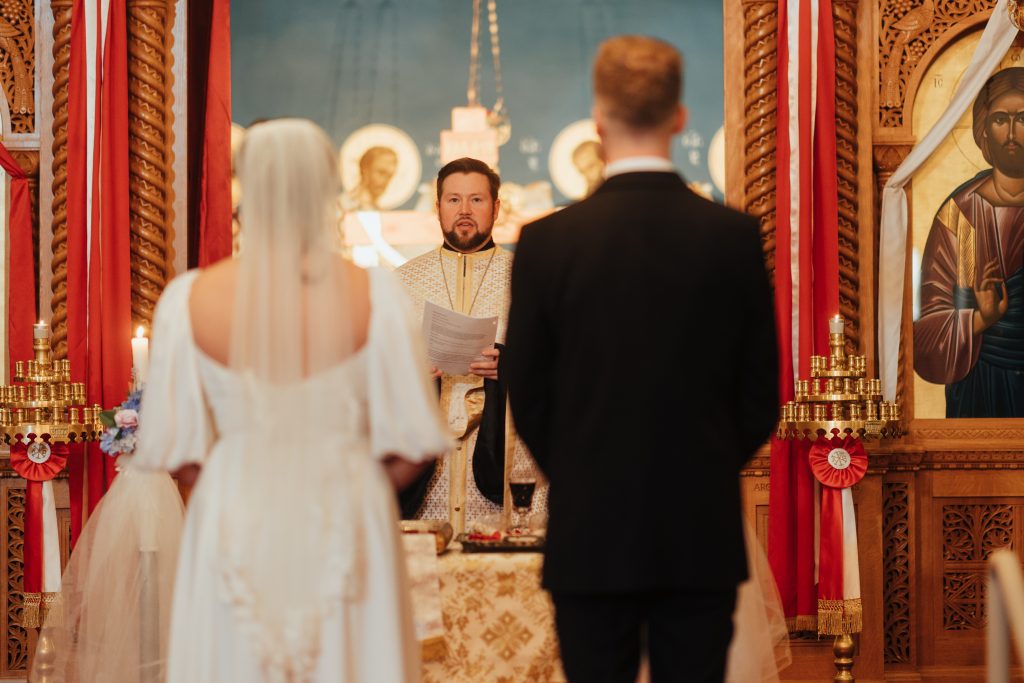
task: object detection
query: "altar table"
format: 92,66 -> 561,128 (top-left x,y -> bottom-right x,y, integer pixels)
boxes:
421,548 -> 567,683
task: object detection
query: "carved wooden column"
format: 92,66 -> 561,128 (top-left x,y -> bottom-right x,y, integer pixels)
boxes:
834,0 -> 860,352
50,0 -> 73,360
742,0 -> 779,279
127,0 -> 174,330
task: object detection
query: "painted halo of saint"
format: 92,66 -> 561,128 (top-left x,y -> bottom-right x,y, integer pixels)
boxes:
340,124 -> 422,211
549,119 -> 605,200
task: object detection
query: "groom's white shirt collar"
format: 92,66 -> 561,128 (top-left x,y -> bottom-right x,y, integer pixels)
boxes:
603,156 -> 677,178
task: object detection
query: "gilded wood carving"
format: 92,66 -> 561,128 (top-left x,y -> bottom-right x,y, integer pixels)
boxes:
5,484 -> 26,673
127,0 -> 173,329
883,482 -> 912,664
50,0 -> 73,361
0,0 -> 34,133
742,0 -> 778,280
878,0 -> 996,128
835,0 -> 860,351
941,503 -> 1012,630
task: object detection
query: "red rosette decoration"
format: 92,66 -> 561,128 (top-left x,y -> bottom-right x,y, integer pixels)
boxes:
10,439 -> 68,482
808,434 -> 867,490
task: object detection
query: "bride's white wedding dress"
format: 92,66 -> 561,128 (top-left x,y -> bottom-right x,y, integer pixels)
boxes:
146,269 -> 449,683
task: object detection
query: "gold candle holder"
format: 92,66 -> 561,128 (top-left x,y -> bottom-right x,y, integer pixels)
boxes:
68,407 -> 79,424
832,402 -> 845,421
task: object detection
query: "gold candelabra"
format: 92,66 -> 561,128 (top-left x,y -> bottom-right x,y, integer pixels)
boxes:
0,321 -> 103,447
777,316 -> 902,441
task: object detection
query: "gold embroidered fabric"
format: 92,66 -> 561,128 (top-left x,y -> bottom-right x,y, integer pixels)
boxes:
398,247 -> 548,535
422,551 -> 566,683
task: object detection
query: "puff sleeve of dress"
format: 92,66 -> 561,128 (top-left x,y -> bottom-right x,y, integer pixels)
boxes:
132,271 -> 216,471
367,268 -> 452,462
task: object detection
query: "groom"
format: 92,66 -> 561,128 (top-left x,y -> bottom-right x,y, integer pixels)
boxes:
506,36 -> 779,682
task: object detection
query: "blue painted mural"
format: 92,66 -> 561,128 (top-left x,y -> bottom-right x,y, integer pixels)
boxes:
231,0 -> 724,207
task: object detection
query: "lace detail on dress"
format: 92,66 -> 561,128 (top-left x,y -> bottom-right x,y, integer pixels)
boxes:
216,439 -> 367,683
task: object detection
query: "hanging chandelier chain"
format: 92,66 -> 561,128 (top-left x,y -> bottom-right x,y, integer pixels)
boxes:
487,0 -> 504,115
467,0 -> 482,106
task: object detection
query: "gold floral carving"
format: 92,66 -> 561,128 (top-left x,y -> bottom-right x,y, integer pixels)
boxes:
883,482 -> 912,664
742,0 -> 778,279
50,0 -> 73,360
127,0 -> 173,329
0,0 -> 34,133
834,0 -> 860,351
942,504 -> 1012,630
878,0 -> 996,128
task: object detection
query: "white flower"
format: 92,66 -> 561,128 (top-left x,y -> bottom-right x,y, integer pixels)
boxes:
115,409 -> 139,429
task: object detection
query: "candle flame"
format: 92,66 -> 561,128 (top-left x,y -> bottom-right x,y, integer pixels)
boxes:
135,326 -> 145,338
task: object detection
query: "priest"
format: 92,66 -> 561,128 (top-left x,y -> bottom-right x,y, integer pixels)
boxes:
397,157 -> 547,535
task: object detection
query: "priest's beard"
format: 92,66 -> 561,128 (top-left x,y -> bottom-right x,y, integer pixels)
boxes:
442,220 -> 494,252
992,141 -> 1024,178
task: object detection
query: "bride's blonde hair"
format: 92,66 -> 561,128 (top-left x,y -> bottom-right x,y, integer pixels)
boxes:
235,118 -> 341,253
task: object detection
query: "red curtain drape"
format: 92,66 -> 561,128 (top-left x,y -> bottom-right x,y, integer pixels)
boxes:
0,142 -> 35,380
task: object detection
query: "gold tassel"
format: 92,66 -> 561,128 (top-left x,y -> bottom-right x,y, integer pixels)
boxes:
817,598 -> 863,636
21,592 -> 41,628
40,592 -> 62,627
785,614 -> 819,633
421,636 -> 447,662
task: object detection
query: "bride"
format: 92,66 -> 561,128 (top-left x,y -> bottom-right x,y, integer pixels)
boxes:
34,119 -> 450,683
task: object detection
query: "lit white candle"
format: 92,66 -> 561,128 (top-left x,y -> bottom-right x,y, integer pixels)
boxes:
33,320 -> 49,340
829,315 -> 844,335
131,326 -> 149,387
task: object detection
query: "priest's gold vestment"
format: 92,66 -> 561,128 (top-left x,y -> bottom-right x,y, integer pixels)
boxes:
397,245 -> 548,535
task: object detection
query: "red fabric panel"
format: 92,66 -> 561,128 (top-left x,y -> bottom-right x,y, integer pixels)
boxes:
795,0 -> 814,376
65,0 -> 89,546
818,487 -> 844,600
0,143 -> 34,381
22,479 -> 43,594
812,0 -> 840,353
86,0 -> 132,511
199,0 -> 233,266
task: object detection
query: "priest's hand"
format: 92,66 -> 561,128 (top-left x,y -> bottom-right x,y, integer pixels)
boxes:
973,258 -> 1009,335
470,347 -> 500,381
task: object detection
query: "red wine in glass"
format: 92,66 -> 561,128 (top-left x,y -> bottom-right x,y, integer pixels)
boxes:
510,481 -> 537,509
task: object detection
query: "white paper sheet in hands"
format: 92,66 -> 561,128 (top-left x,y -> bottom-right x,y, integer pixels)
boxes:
422,301 -> 498,375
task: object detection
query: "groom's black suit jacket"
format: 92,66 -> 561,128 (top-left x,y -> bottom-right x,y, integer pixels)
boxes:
505,171 -> 779,595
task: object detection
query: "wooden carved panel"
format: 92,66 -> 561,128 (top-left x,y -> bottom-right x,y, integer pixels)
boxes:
941,503 -> 1012,631
742,0 -> 778,279
884,482 -> 912,664
50,0 -> 73,361
4,484 -> 26,673
128,0 -> 174,329
879,0 -> 996,128
0,0 -> 34,133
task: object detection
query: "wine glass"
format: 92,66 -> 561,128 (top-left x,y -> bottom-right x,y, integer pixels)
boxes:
508,475 -> 537,535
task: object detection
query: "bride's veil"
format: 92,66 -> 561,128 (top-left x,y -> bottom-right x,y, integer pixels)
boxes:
220,119 -> 360,679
